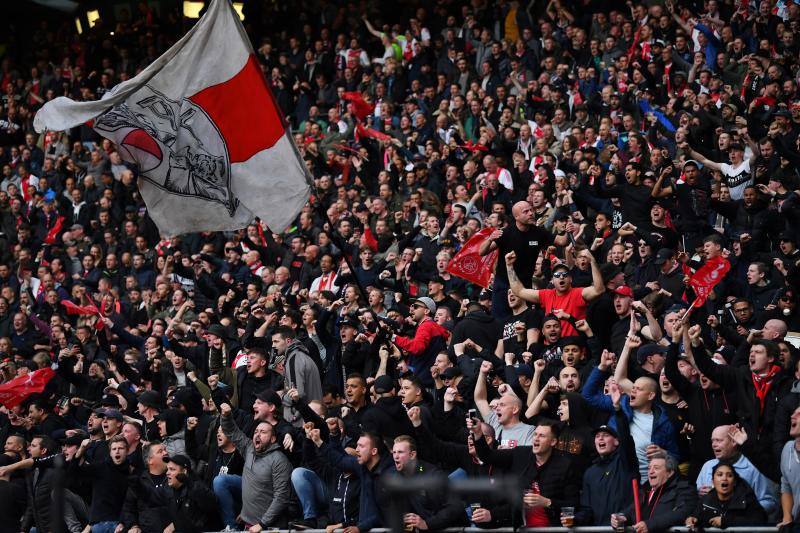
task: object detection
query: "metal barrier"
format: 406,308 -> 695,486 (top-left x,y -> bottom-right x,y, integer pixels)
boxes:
209,526 -> 778,533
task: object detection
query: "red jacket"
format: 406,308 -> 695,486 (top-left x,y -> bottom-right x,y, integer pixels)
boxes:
394,318 -> 449,357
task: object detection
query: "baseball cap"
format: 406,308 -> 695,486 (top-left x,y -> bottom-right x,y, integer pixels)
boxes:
653,248 -> 674,266
593,425 -> 619,439
166,454 -> 192,469
515,364 -> 533,378
101,409 -> 124,421
372,375 -> 395,394
410,297 -> 436,315
441,367 -> 462,380
255,389 -> 282,407
637,344 -> 668,364
137,390 -> 162,410
613,285 -> 633,298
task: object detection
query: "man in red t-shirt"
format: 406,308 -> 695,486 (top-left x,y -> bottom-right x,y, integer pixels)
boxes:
505,249 -> 604,336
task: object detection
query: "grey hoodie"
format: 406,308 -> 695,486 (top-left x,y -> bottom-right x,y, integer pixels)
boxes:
283,340 -> 323,425
221,414 -> 291,526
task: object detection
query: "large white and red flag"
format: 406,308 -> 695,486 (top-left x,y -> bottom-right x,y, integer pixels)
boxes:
33,0 -> 310,235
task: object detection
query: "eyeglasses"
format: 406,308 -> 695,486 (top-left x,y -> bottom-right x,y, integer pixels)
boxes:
552,271 -> 570,279
411,303 -> 425,309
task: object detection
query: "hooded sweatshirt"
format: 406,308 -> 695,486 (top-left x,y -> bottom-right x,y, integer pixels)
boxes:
220,414 -> 292,527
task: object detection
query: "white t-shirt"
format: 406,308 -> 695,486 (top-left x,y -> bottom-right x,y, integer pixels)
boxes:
720,160 -> 752,200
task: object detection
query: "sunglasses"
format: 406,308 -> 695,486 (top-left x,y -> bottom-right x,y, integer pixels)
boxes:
552,271 -> 570,279
411,303 -> 425,309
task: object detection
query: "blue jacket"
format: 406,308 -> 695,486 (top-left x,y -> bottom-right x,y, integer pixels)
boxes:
320,439 -> 393,531
582,367 -> 679,460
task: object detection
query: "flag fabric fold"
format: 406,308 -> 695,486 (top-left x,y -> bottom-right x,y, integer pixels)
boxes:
688,256 -> 731,307
33,0 -> 310,235
0,367 -> 56,408
446,228 -> 499,288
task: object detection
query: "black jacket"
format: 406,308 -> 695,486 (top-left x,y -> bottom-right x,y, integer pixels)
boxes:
0,478 -> 27,533
474,438 -> 580,527
361,396 -> 415,441
692,340 -> 792,481
576,409 -> 639,526
390,460 -> 466,530
79,457 -> 131,524
22,458 -> 63,533
691,479 -> 767,529
665,343 -> 738,478
449,310 -> 503,359
620,474 -> 698,533
121,470 -> 171,533
163,476 -> 221,533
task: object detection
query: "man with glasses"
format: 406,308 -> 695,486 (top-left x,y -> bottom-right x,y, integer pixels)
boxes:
506,249 -> 604,337
389,297 -> 449,387
708,298 -> 756,347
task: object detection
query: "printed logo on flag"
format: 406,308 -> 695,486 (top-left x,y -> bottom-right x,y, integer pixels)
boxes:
94,85 -> 239,216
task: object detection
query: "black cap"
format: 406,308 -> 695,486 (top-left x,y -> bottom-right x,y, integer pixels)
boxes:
593,425 -> 619,438
207,323 -> 229,339
779,231 -> 795,242
101,409 -> 124,421
99,394 -> 120,408
339,317 -> 359,329
372,375 -> 395,394
63,433 -> 87,446
166,454 -> 192,469
637,343 -> 668,364
137,390 -> 162,410
255,389 -> 282,407
441,367 -> 462,379
653,248 -> 674,266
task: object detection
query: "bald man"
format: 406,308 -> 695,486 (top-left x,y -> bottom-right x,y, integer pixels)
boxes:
695,424 -> 777,514
479,200 -> 569,317
583,366 -> 679,482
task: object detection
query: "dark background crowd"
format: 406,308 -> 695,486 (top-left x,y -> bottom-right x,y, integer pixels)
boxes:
1,0 -> 800,531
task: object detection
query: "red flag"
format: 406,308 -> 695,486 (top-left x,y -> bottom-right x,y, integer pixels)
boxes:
355,122 -> 391,142
343,92 -> 372,121
0,367 -> 56,408
363,227 -> 379,252
446,228 -> 499,288
44,215 -> 65,245
689,256 -> 730,307
61,299 -> 100,316
61,299 -> 105,330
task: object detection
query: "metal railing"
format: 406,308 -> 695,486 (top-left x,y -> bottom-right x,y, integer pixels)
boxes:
209,526 -> 778,533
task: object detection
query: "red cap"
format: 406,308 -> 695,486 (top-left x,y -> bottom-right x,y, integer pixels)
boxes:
613,285 -> 633,298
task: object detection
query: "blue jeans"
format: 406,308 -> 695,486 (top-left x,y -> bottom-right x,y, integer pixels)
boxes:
291,467 -> 328,519
213,474 -> 242,527
90,522 -> 117,533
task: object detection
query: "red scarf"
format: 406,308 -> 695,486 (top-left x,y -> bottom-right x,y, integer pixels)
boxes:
751,365 -> 781,417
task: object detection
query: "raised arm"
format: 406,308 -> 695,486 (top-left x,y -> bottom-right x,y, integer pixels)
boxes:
506,252 -> 540,303
680,141 -> 722,171
362,16 -> 384,39
473,359 -> 493,419
478,228 -> 502,256
614,334 -> 640,394
580,249 -> 605,302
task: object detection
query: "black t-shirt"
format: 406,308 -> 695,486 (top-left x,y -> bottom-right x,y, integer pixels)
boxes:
672,179 -> 711,233
495,223 -> 554,286
501,307 -> 542,354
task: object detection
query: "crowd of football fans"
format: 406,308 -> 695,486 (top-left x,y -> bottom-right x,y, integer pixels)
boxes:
2,0 -> 800,531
